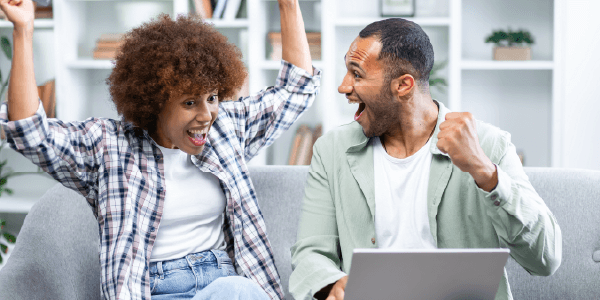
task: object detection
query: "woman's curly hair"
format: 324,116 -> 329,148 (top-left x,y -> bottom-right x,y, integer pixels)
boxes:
106,13 -> 247,132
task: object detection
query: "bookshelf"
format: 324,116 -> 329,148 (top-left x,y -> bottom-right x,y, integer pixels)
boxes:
0,0 -> 580,246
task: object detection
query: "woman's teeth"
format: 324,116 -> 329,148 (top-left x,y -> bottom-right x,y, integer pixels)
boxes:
188,129 -> 208,146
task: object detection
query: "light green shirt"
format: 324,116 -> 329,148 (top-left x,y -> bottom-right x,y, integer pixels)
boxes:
289,101 -> 562,300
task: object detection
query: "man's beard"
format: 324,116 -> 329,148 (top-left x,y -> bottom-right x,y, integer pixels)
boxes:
361,84 -> 401,138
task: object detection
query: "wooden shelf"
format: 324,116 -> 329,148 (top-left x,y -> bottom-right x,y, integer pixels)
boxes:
461,60 -> 554,70
0,196 -> 40,214
260,60 -> 323,70
0,173 -> 57,214
67,59 -> 114,69
0,19 -> 54,29
204,18 -> 249,28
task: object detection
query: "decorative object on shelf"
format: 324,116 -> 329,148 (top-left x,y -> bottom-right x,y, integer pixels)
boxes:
0,217 -> 17,268
195,0 -> 243,20
381,0 -> 415,17
37,79 -> 56,118
517,150 -> 525,166
93,33 -> 124,60
288,124 -> 322,165
429,60 -> 447,98
485,29 -> 534,61
0,35 -> 11,103
33,1 -> 53,19
194,0 -> 214,19
115,1 -> 166,31
268,32 -> 321,61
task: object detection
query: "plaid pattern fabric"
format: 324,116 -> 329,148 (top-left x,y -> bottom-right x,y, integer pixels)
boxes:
0,61 -> 320,300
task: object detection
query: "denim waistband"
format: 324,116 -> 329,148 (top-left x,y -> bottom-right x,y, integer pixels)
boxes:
149,249 -> 231,276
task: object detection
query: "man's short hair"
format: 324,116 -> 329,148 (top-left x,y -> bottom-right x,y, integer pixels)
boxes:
359,18 -> 434,87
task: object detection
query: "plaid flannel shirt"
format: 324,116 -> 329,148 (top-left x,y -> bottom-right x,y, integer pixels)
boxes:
0,61 -> 321,300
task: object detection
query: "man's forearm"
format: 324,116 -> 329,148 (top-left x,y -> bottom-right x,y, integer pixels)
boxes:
279,0 -> 313,75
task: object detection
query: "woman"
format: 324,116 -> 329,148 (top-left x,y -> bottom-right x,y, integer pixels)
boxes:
0,0 -> 319,299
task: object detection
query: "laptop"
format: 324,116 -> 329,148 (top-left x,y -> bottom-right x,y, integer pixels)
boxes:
344,248 -> 510,300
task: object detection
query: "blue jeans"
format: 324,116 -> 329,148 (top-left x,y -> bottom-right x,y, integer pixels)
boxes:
149,249 -> 270,300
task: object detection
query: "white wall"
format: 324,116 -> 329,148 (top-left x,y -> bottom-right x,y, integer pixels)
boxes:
561,0 -> 600,170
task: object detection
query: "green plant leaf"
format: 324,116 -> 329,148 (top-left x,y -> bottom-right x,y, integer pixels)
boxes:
0,71 -> 9,100
0,253 -> 3,264
3,232 -> 15,244
430,78 -> 447,86
1,36 -> 11,60
0,244 -> 6,254
5,188 -> 13,195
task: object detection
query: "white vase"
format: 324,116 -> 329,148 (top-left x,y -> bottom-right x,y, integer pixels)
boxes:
115,2 -> 170,31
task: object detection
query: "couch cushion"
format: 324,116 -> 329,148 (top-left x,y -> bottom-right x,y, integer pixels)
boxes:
250,166 -> 309,300
506,168 -> 600,299
0,183 -> 101,300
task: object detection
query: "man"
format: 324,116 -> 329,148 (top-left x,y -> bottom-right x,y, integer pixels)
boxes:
289,18 -> 561,300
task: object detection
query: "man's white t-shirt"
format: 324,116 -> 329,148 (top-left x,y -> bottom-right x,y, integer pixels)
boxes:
150,145 -> 227,262
373,137 -> 437,249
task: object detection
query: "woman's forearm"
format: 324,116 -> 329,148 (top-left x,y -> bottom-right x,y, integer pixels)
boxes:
279,0 -> 313,75
8,25 -> 39,121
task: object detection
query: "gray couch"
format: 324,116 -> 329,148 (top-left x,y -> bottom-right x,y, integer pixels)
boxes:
0,166 -> 599,299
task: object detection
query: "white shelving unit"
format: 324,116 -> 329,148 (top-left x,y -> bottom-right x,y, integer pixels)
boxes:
0,0 -> 571,250
317,0 -> 564,169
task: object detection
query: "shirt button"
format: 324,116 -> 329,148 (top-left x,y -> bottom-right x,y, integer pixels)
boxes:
494,201 -> 501,206
155,155 -> 161,160
150,227 -> 155,232
371,238 -> 376,244
158,187 -> 164,193
491,194 -> 498,201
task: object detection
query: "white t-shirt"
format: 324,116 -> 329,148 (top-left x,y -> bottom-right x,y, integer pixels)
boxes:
150,145 -> 227,262
373,137 -> 437,250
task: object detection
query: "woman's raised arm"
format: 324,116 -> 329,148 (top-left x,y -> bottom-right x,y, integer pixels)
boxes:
278,0 -> 313,75
0,0 -> 39,120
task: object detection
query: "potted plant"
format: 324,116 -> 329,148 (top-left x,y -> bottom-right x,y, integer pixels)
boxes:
485,28 -> 534,61
429,60 -> 447,100
0,217 -> 17,269
1,35 -> 11,102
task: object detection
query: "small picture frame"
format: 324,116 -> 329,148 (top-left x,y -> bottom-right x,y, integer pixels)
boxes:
381,0 -> 415,17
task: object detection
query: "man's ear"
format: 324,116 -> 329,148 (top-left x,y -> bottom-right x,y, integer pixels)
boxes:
390,74 -> 415,98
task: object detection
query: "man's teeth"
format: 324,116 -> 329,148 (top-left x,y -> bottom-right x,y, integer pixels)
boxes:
348,99 -> 361,104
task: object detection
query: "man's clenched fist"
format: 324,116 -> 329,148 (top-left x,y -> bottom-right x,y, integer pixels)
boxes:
436,112 -> 498,192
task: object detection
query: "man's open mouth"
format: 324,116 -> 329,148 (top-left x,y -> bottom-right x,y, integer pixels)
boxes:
348,98 -> 366,121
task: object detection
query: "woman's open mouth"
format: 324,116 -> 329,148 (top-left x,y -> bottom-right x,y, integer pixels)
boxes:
187,129 -> 208,147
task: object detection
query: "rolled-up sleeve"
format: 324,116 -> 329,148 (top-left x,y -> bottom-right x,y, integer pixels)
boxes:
478,141 -> 562,277
220,60 -> 321,161
0,100 -> 105,203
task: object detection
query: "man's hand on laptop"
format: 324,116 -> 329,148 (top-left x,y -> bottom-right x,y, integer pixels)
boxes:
320,275 -> 348,300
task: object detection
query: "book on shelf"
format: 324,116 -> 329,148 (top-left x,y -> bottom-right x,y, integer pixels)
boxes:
93,33 -> 125,60
35,79 -> 55,118
193,0 -> 213,19
222,0 -> 242,20
288,124 -> 322,165
33,2 -> 53,19
268,32 -> 321,61
212,0 -> 227,19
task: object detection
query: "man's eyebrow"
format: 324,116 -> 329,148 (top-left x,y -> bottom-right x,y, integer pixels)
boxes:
349,61 -> 365,73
